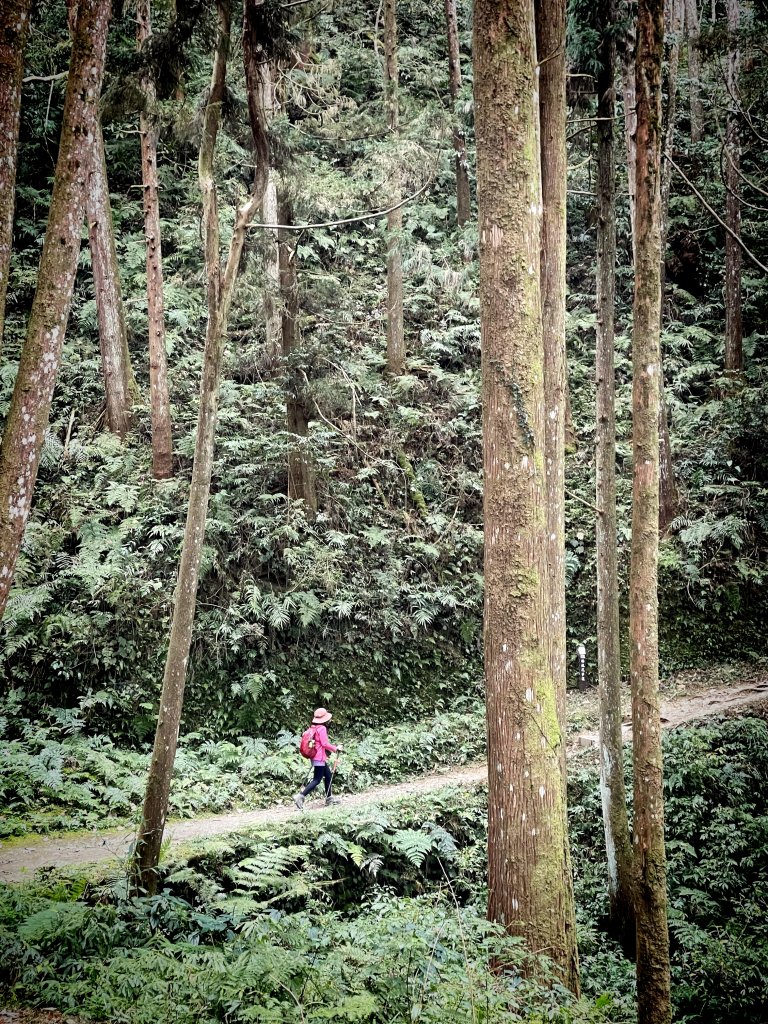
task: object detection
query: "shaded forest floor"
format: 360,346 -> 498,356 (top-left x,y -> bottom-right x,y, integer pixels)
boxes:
1,664 -> 766,883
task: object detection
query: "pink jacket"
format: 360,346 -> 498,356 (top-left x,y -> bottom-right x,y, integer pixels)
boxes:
311,724 -> 338,766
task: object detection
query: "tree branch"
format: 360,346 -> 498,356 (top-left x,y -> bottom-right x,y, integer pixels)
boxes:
248,173 -> 435,231
665,154 -> 768,276
23,71 -> 68,83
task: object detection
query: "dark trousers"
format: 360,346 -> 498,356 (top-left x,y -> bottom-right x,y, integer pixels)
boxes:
301,763 -> 333,798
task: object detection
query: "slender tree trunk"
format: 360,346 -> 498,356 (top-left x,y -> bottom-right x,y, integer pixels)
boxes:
279,199 -> 317,512
259,62 -> 281,363
134,0 -> 268,892
474,0 -> 579,993
684,0 -> 703,142
624,11 -> 679,532
595,0 -> 635,949
0,0 -> 110,620
724,0 -> 742,372
564,383 -> 577,450
536,0 -> 580,979
658,0 -> 683,531
631,0 -> 672,1017
621,18 -> 638,247
138,0 -> 174,479
383,0 -> 404,375
657,367 -> 678,530
443,0 -> 470,226
0,0 -> 31,355
86,118 -> 136,438
660,0 -> 683,236
536,0 -> 568,756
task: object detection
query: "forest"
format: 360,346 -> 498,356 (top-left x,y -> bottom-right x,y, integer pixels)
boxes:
0,0 -> 767,1021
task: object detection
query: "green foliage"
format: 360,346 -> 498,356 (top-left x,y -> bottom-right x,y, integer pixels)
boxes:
0,781 -> 623,1024
3,0 -> 768,734
0,697 -> 487,837
567,718 -> 768,1024
4,720 -> 768,1024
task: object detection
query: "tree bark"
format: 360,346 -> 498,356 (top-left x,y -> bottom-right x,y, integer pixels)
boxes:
279,199 -> 317,512
621,18 -> 638,248
624,10 -> 679,533
724,0 -> 742,372
443,0 -> 471,226
0,0 -> 31,355
658,0 -> 683,531
684,0 -> 703,142
259,62 -> 281,363
133,0 -> 268,892
536,0 -> 580,977
86,118 -> 137,438
474,0 -> 579,993
660,0 -> 683,236
631,0 -> 672,1017
0,0 -> 110,620
383,0 -> 404,375
535,0 -> 568,757
595,0 -> 635,949
138,0 -> 174,479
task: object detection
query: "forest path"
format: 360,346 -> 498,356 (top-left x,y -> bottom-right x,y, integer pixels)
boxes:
1,675 -> 766,884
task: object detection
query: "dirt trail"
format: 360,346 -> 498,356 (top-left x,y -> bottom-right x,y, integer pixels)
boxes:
1,677 -> 766,884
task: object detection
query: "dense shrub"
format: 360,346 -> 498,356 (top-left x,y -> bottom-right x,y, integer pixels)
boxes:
2,719 -> 767,1023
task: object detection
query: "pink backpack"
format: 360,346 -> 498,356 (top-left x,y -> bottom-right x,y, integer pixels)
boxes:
299,726 -> 319,759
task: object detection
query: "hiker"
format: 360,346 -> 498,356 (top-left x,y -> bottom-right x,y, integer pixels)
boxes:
294,707 -> 343,810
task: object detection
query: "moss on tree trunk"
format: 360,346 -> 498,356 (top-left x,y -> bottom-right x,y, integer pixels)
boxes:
630,0 -> 673,1016
474,0 -> 579,992
0,0 -> 111,620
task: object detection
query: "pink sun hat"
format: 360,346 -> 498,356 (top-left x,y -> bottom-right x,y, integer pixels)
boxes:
312,707 -> 332,724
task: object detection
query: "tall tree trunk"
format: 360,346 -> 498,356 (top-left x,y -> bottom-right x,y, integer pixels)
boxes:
660,0 -> 683,236
383,0 -> 404,375
724,0 -> 742,372
279,199 -> 317,512
684,0 -> 703,142
658,0 -> 683,531
443,0 -> 471,226
624,11 -> 679,533
474,0 -> 579,993
631,0 -> 672,1017
0,0 -> 31,355
133,0 -> 268,892
87,118 -> 136,438
621,18 -> 638,247
595,0 -> 635,949
536,0 -> 580,977
137,0 -> 174,479
536,0 -> 568,758
259,62 -> 281,363
0,0 -> 110,620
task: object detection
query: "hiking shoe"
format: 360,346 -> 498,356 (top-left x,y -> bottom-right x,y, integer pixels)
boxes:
325,796 -> 341,807
293,793 -> 305,810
